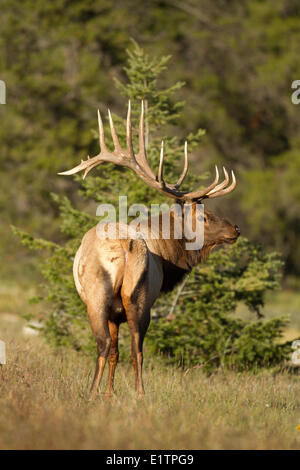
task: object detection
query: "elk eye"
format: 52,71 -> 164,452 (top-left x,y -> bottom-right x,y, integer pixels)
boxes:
204,216 -> 207,223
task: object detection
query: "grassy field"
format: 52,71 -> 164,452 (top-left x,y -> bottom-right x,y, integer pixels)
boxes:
235,289 -> 300,342
0,309 -> 300,450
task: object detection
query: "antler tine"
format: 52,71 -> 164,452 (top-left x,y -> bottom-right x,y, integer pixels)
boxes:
126,100 -> 134,158
175,141 -> 189,188
158,141 -> 164,185
97,109 -> 107,152
58,101 -> 236,202
206,167 -> 229,195
181,165 -> 220,201
108,109 -> 122,150
135,100 -> 157,179
206,170 -> 236,198
139,100 -> 145,156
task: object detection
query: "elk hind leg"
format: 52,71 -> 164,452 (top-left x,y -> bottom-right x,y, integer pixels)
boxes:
87,297 -> 112,400
105,320 -> 119,397
121,238 -> 150,397
128,311 -> 150,397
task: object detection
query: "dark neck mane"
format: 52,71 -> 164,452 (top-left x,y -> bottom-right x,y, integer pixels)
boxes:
161,259 -> 190,293
159,244 -> 213,293
142,212 -> 215,292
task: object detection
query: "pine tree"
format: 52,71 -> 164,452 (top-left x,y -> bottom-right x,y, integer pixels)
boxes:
148,237 -> 290,371
12,42 -> 291,369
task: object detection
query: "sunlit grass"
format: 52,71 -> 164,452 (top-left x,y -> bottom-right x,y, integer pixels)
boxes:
0,316 -> 299,450
235,289 -> 300,338
0,280 -> 300,450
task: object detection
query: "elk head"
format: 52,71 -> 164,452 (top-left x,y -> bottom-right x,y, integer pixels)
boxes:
59,101 -> 240,248
201,209 -> 240,247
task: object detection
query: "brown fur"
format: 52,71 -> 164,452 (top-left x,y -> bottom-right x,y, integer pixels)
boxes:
74,203 -> 240,398
58,102 -> 239,397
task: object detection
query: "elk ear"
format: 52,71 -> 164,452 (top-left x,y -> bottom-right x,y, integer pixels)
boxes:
190,201 -> 199,213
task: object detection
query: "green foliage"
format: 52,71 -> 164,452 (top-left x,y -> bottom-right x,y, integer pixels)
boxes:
13,43 -> 292,371
79,40 -> 206,212
241,149 -> 300,273
11,43 -> 207,356
114,40 -> 186,129
2,0 -> 300,278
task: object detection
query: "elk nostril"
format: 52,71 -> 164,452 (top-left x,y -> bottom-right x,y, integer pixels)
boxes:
234,225 -> 240,235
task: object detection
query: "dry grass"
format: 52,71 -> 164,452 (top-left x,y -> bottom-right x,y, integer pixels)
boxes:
0,315 -> 299,450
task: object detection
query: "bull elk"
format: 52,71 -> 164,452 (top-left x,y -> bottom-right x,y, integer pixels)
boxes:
59,101 -> 240,398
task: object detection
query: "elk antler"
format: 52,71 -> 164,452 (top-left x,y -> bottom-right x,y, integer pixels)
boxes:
58,101 -> 236,202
